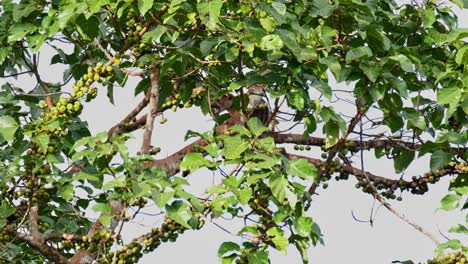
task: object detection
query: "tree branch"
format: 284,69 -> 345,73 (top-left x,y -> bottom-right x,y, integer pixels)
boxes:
141,66 -> 159,154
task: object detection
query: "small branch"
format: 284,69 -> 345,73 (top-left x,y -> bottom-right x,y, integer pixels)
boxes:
31,54 -> 54,110
141,65 -> 159,154
308,103 -> 367,194
357,120 -> 440,246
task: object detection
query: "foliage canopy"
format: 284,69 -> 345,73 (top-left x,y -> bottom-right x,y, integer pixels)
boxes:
0,0 -> 467,263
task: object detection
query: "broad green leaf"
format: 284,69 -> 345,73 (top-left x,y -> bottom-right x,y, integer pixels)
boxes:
180,153 -> 212,171
98,215 -> 112,227
138,0 -> 154,15
237,187 -> 252,205
166,201 -> 193,228
430,150 -> 453,172
0,205 -> 16,219
439,194 -> 461,211
58,183 -> 74,201
7,23 -> 36,43
218,242 -> 240,257
92,203 -> 112,213
143,26 -> 167,45
311,0 -> 335,17
437,87 -> 462,105
394,149 -> 415,173
293,216 -> 313,237
346,46 -> 373,62
387,55 -> 414,72
247,117 -> 269,137
287,159 -> 317,180
455,45 -> 468,65
272,2 -> 286,15
222,136 -> 250,160
247,251 -> 269,264
287,89 -> 307,110
259,34 -> 284,50
401,108 -> 426,130
422,9 -> 436,28
32,134 -> 50,153
269,173 -> 297,207
152,189 -> 175,208
76,15 -> 100,40
86,0 -> 110,14
197,0 -> 223,30
448,224 -> 468,234
0,116 -> 19,142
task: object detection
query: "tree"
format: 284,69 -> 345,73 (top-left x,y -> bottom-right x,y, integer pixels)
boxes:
0,0 -> 466,263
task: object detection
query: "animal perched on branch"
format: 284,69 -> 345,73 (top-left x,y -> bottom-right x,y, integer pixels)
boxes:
213,84 -> 270,134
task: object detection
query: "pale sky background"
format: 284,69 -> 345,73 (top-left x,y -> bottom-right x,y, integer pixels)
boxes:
2,4 -> 467,264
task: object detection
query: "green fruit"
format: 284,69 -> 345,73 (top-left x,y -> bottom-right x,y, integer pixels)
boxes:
159,118 -> 167,124
93,74 -> 100,82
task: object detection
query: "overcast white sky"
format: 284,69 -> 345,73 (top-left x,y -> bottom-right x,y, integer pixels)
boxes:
2,4 -> 467,264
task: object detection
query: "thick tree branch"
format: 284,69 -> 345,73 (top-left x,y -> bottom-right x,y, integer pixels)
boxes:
141,66 -> 159,154
18,207 -> 69,263
269,133 -> 466,154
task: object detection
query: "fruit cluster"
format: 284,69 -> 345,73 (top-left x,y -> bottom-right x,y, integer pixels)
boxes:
125,8 -> 150,57
293,145 -> 311,151
100,215 -> 204,264
161,89 -> 205,113
427,251 -> 467,264
79,229 -> 113,252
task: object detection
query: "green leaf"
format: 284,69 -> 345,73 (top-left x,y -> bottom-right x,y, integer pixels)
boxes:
422,9 -> 436,28
152,189 -> 175,208
222,136 -> 250,160
436,239 -> 462,256
437,87 -> 461,106
387,55 -> 414,72
259,34 -> 284,50
0,116 -> 19,142
32,134 -> 50,153
247,117 -> 269,137
401,108 -> 426,130
394,149 -> 415,173
142,26 -> 167,44
448,224 -> 468,234
293,216 -> 313,237
269,173 -> 297,207
92,203 -> 112,213
237,187 -> 252,205
86,0 -> 110,14
311,0 -> 335,18
76,15 -> 100,40
138,0 -> 154,15
247,251 -> 269,264
430,150 -> 453,172
218,242 -> 240,257
166,200 -> 192,228
180,153 -> 213,171
0,205 -> 16,219
58,183 -> 74,201
98,215 -> 112,227
439,194 -> 461,211
455,45 -> 468,65
346,46 -> 373,62
271,2 -> 287,15
197,0 -> 223,30
287,89 -> 307,110
7,23 -> 36,43
286,159 -> 317,180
